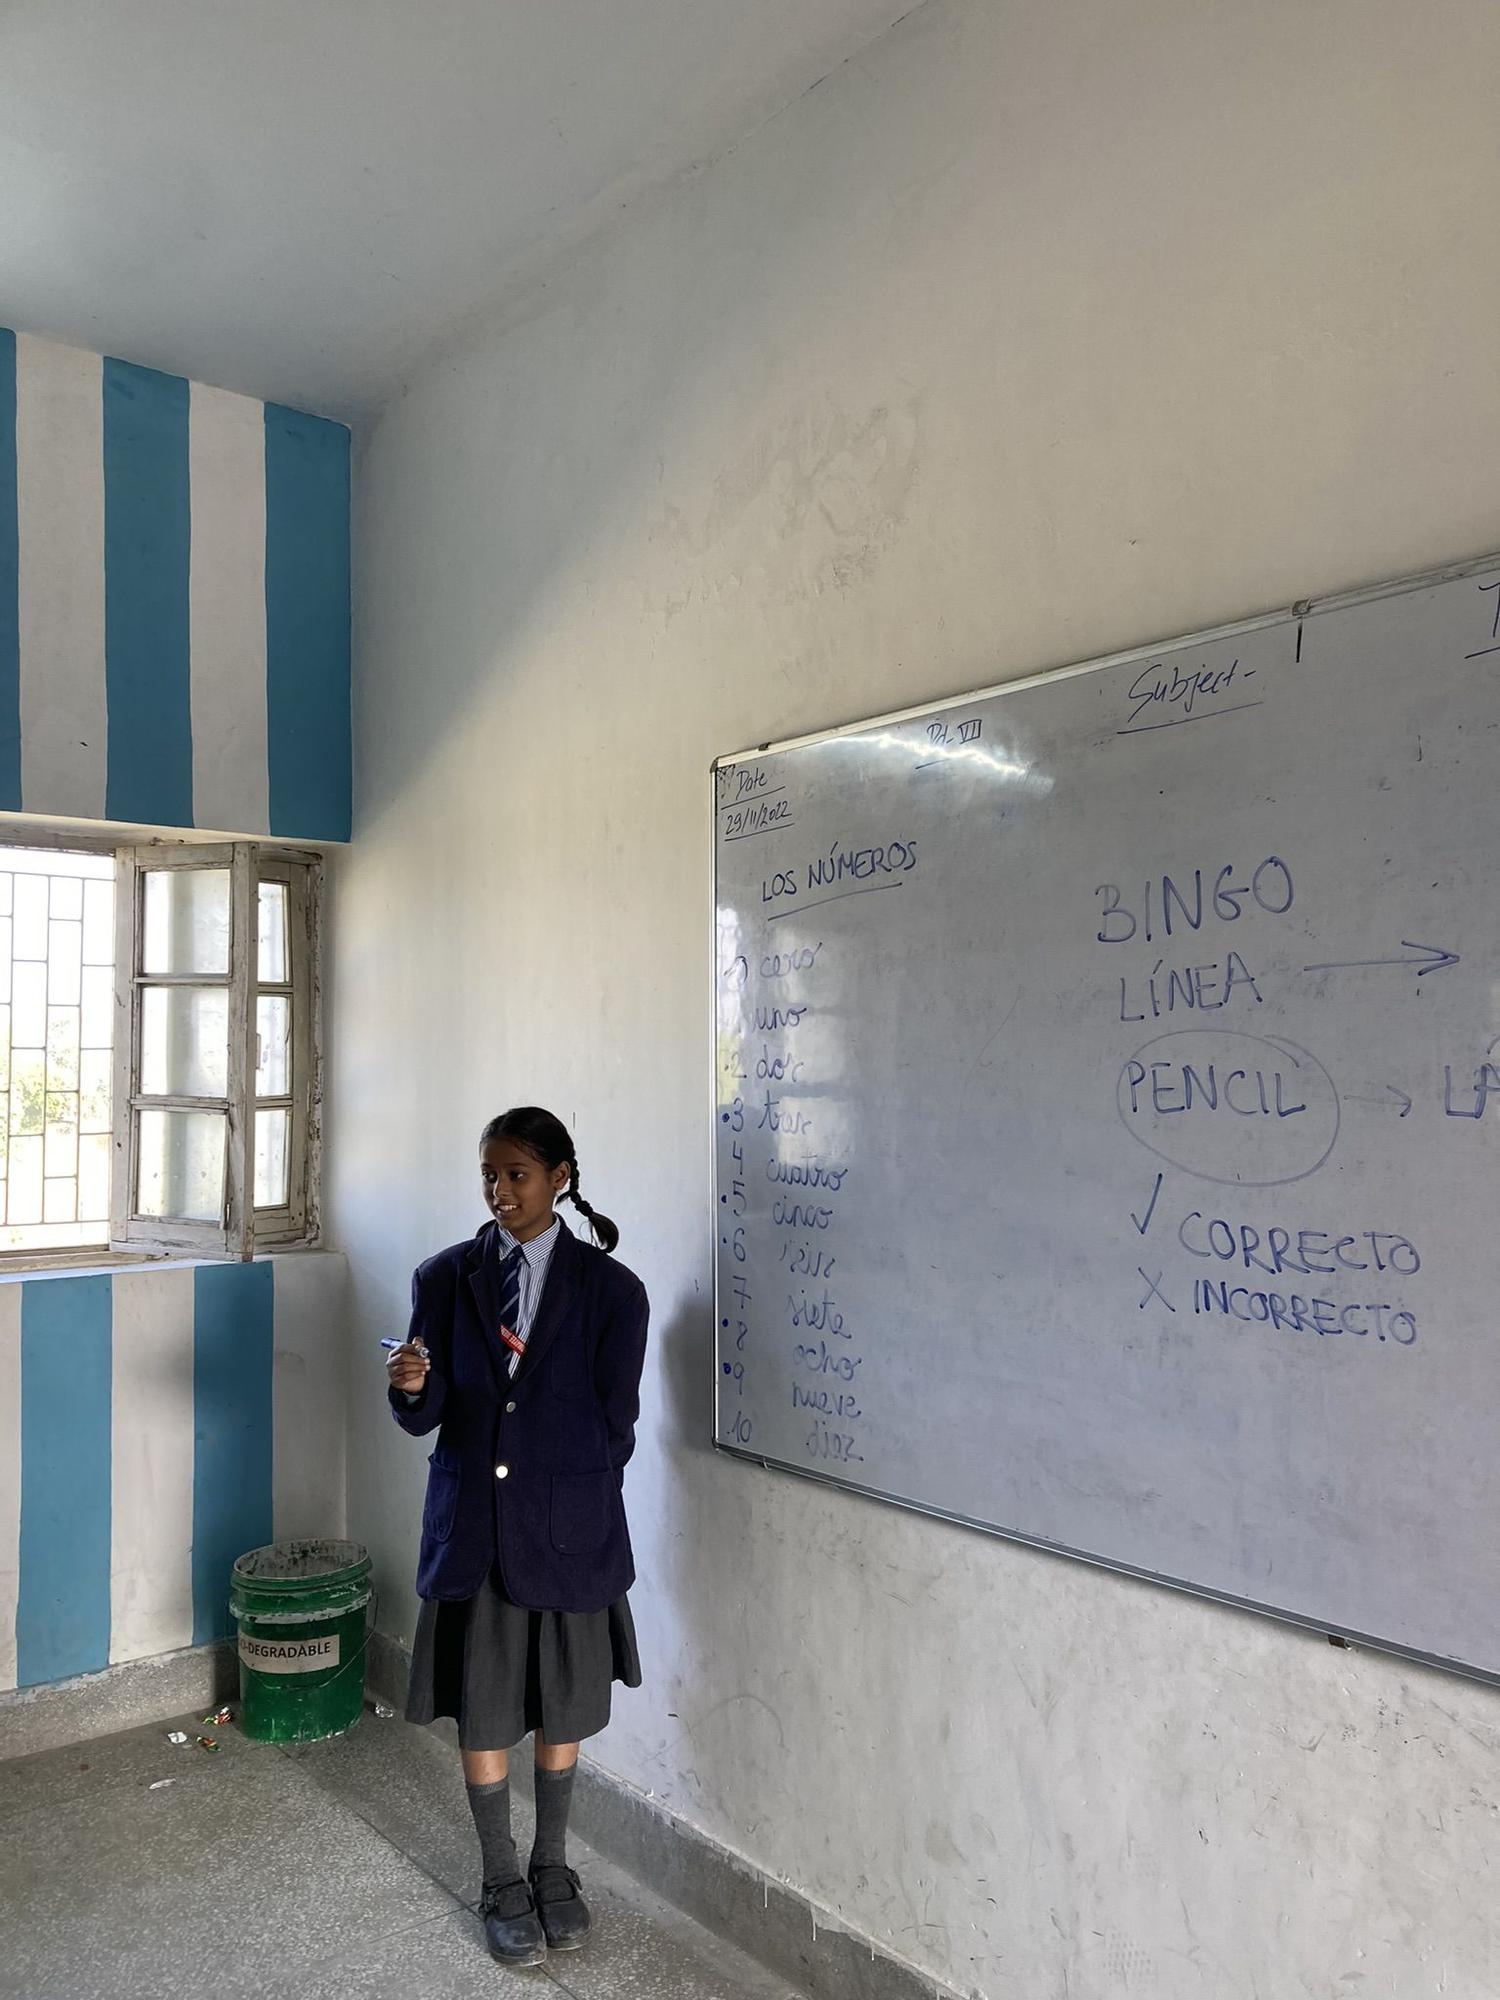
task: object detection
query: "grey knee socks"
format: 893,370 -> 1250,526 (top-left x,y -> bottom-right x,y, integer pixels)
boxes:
531,1763 -> 576,1872
466,1777 -> 522,1890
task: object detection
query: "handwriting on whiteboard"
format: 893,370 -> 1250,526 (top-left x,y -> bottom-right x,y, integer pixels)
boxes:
760,836 -> 919,909
1118,656 -> 1262,735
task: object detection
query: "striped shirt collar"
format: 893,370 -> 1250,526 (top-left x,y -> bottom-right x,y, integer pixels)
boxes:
493,1214 -> 562,1273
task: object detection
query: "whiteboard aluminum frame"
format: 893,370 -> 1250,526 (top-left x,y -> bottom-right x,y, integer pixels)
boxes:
717,546 -> 1500,769
710,545 -> 1500,1692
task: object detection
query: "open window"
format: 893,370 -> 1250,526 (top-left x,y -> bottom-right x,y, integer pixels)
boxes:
110,843 -> 320,1259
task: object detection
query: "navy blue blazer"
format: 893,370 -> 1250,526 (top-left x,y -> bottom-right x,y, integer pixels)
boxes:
389,1220 -> 649,1613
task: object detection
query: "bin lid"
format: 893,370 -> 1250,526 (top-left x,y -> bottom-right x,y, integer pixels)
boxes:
233,1538 -> 370,1584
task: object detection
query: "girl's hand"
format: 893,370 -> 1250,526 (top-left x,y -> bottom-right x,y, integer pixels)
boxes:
386,1342 -> 431,1395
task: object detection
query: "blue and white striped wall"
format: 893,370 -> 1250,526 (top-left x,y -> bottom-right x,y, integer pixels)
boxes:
0,1253 -> 347,1692
0,328 -> 350,843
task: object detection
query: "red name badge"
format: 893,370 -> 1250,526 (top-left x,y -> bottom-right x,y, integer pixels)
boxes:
498,1323 -> 526,1359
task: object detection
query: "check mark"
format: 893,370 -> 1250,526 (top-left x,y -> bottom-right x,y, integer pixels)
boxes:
1131,1172 -> 1164,1237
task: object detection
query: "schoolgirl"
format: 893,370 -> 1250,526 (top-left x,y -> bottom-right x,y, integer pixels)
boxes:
387,1107 -> 649,1967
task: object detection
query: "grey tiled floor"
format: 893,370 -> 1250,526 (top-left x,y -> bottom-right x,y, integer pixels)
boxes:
0,1706 -> 807,2000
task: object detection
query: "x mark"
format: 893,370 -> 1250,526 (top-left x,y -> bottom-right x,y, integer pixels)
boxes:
1137,1266 -> 1176,1313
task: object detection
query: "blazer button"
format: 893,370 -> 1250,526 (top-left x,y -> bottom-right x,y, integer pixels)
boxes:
505,1401 -> 516,1414
495,1464 -> 509,1480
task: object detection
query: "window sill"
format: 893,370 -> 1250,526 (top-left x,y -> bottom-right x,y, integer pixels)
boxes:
0,1239 -> 327,1282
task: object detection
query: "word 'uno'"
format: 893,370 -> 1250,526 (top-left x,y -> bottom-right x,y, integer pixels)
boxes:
1097,856 -> 1293,944
754,1002 -> 808,1031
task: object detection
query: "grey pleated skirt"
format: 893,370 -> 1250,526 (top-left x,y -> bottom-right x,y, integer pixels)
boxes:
405,1568 -> 641,1750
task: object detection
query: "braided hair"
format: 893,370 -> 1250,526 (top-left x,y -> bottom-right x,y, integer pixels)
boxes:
478,1107 -> 621,1254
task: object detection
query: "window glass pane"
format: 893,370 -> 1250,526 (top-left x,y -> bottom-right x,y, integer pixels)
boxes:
13,874 -> 47,960
47,1007 -> 80,1091
78,1049 -> 111,1134
82,878 -> 113,964
142,868 -> 230,976
10,1050 -> 44,1136
255,995 -> 290,1096
255,1106 -> 289,1209
0,847 -> 113,1250
12,961 -> 45,1048
80,964 -> 113,1050
44,1098 -> 77,1178
140,985 -> 229,1098
48,918 -> 82,1006
0,1222 -> 106,1250
7,1133 -> 42,1225
258,881 -> 288,984
43,1175 -> 77,1223
78,1131 -> 110,1219
137,1108 -> 225,1222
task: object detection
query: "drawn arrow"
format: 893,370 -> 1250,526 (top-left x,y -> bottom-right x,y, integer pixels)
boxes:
1302,941 -> 1459,977
1344,1085 -> 1413,1117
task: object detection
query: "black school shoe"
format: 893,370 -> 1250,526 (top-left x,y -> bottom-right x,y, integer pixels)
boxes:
529,1864 -> 591,1950
480,1878 -> 547,1967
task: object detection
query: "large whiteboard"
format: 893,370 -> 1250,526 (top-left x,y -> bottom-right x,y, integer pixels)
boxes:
712,555 -> 1500,1683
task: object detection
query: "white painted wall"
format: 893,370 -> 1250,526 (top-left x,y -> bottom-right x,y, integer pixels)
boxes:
270,1254 -> 350,1548
332,1 -> 1500,1993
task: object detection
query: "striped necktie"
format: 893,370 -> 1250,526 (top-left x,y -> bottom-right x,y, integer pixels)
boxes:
497,1244 -> 526,1376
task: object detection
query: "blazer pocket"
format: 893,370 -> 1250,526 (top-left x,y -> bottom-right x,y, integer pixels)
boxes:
549,1471 -> 613,1554
424,1449 -> 460,1543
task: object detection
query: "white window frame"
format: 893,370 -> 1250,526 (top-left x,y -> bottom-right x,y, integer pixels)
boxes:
249,854 -> 318,1250
110,841 -> 322,1261
0,824 -> 320,1264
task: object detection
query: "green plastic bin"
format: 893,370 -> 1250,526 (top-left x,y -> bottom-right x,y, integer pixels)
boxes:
230,1538 -> 373,1744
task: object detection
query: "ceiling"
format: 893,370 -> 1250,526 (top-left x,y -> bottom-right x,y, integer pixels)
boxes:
0,0 -> 912,421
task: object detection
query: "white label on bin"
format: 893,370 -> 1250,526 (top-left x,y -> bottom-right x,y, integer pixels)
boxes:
238,1631 -> 340,1675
